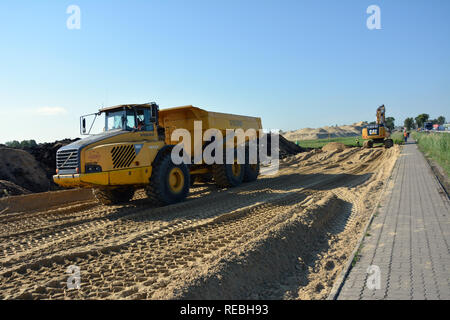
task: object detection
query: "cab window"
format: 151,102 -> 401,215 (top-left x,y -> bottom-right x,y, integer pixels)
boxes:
105,108 -> 155,132
126,110 -> 137,130
106,111 -> 125,131
135,108 -> 154,131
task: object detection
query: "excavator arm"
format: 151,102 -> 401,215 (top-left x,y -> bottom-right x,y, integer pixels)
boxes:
376,105 -> 386,125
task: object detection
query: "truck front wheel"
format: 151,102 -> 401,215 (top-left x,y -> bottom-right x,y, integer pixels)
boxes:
146,153 -> 190,205
93,187 -> 135,205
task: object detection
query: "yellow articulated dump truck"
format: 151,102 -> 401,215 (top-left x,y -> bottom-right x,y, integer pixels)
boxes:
53,103 -> 262,205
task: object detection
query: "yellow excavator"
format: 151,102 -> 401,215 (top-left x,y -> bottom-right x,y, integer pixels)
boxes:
362,105 -> 393,148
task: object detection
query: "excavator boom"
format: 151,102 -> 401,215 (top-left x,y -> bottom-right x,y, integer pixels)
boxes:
376,105 -> 386,125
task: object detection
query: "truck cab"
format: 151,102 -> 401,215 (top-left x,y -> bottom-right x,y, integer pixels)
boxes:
54,103 -> 166,191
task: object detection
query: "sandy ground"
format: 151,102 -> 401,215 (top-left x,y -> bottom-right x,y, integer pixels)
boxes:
0,144 -> 400,300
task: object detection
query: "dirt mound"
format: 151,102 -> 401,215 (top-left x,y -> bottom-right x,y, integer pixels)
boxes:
284,122 -> 367,141
0,147 -> 51,193
322,142 -> 347,153
279,135 -> 305,157
0,138 -> 80,194
0,180 -> 30,198
24,138 -> 79,182
264,134 -> 305,159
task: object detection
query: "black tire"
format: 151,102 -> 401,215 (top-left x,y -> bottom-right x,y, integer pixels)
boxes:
363,140 -> 374,148
93,187 -> 135,205
212,150 -> 245,188
243,146 -> 260,182
384,139 -> 393,148
146,152 -> 190,206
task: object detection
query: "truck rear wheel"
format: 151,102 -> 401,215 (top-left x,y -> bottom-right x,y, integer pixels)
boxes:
146,153 -> 190,205
384,139 -> 393,148
93,187 -> 135,205
243,146 -> 260,182
213,161 -> 245,188
244,162 -> 260,182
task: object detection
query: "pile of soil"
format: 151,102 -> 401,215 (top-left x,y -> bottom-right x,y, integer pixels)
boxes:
279,134 -> 305,158
322,142 -> 347,153
24,138 -> 79,182
264,134 -> 305,159
0,147 -> 51,193
0,139 -> 79,197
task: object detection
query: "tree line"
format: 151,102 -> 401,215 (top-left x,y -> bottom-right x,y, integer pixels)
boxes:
367,114 -> 446,132
404,114 -> 446,131
4,140 -> 38,149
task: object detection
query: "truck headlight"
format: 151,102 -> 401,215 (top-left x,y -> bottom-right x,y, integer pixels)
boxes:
85,164 -> 102,173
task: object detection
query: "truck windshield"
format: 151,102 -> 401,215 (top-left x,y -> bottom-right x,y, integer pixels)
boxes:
105,110 -> 136,131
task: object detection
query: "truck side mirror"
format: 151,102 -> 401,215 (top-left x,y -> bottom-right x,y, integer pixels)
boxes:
82,118 -> 86,134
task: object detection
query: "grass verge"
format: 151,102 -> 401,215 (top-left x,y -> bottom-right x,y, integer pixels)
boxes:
295,136 -> 361,149
411,132 -> 450,177
295,132 -> 405,149
390,132 -> 405,145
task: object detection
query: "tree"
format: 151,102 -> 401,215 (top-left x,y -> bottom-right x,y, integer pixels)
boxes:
5,140 -> 20,148
20,140 -> 37,148
404,118 -> 415,131
385,117 -> 395,131
437,116 -> 446,125
415,113 -> 429,128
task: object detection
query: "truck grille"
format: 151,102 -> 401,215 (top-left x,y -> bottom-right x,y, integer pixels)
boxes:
111,145 -> 136,169
56,149 -> 79,171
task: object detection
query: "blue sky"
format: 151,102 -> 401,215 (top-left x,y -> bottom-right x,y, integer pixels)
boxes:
0,0 -> 449,143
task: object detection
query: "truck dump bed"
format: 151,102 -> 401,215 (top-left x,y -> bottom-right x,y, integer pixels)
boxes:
158,105 -> 262,149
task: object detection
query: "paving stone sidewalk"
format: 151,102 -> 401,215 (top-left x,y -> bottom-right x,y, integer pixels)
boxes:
338,140 -> 450,300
